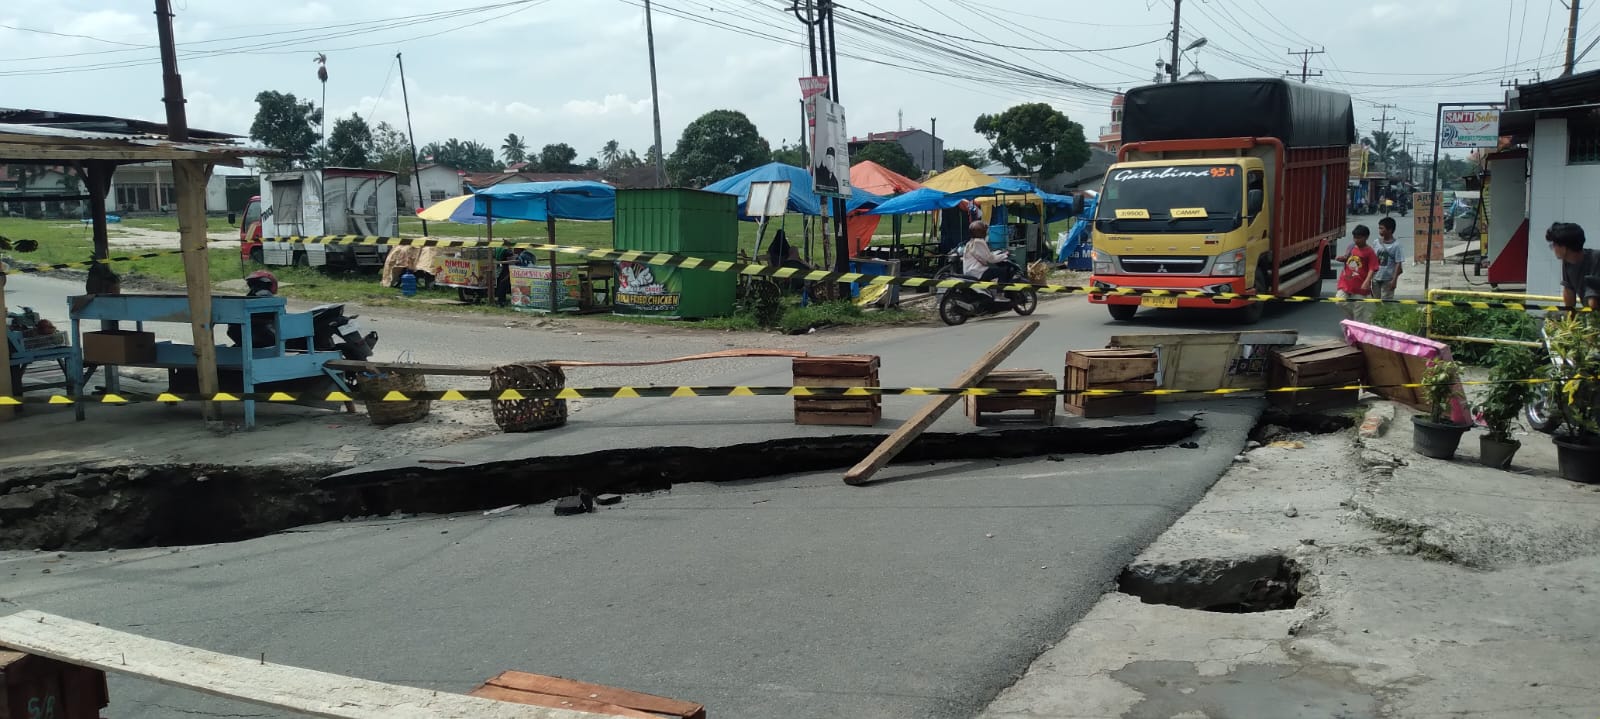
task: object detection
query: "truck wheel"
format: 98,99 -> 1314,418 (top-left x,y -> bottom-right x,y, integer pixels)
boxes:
1237,267 -> 1269,324
248,247 -> 264,265
1107,304 -> 1138,321
1321,246 -> 1338,279
292,251 -> 310,268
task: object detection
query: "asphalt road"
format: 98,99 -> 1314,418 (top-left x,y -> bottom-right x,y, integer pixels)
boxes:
2,270 -> 1349,718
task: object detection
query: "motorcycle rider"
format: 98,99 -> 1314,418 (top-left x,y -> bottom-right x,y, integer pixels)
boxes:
962,221 -> 1012,297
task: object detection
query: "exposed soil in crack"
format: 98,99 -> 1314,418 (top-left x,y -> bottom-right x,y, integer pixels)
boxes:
1117,554 -> 1307,613
1,417 -> 1199,551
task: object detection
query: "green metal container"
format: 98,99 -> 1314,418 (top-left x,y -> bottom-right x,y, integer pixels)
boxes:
612,188 -> 738,319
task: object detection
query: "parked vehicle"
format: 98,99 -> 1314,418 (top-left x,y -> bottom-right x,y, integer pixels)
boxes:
1089,79 -> 1354,323
1527,316 -> 1600,435
230,168 -> 398,272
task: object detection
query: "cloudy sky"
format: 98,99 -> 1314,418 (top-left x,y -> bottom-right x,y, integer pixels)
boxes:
1,0 -> 1584,164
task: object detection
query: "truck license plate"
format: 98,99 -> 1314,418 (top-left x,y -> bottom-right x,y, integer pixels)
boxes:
1141,296 -> 1180,309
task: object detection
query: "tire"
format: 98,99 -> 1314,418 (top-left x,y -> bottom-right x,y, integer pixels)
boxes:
248,247 -> 264,265
1107,303 -> 1138,321
458,288 -> 486,304
1526,383 -> 1564,433
938,291 -> 970,326
292,251 -> 310,268
1236,266 -> 1269,324
1321,246 -> 1338,279
1010,288 -> 1038,316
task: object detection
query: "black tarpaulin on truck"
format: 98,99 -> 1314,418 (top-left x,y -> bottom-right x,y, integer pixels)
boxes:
1120,78 -> 1355,148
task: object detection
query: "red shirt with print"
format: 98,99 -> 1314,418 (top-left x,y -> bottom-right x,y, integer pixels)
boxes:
1338,244 -> 1379,295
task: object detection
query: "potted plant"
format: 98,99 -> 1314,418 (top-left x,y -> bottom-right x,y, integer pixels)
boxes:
1475,347 -> 1544,469
1546,314 -> 1600,483
1412,359 -> 1470,459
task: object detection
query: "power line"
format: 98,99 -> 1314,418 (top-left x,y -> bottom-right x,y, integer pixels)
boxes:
1285,47 -> 1324,83
837,6 -> 1166,54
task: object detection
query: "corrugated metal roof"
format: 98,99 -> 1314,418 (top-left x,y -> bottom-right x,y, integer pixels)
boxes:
0,107 -> 278,161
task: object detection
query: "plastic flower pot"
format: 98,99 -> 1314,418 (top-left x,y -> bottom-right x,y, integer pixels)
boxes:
1412,416 -> 1470,460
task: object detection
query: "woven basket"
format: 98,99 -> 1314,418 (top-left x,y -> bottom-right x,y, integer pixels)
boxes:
490,362 -> 567,432
359,371 -> 432,426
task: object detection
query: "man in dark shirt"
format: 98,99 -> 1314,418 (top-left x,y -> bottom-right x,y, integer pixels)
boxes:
1548,222 -> 1600,311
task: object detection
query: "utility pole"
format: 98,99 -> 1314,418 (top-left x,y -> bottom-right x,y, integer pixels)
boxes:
1284,47 -> 1324,83
644,0 -> 667,187
1169,0 -> 1183,82
1565,0 -> 1582,76
1370,104 -> 1395,134
1395,120 -> 1415,184
396,52 -> 428,236
930,117 -> 938,171
153,0 -> 188,140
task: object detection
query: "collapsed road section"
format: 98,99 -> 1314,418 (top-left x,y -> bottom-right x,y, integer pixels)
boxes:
0,417 -> 1199,551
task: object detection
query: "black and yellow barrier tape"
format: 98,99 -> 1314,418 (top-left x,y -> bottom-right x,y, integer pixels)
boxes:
246,235 -> 1589,313
2,377 -> 1580,406
3,248 -> 191,274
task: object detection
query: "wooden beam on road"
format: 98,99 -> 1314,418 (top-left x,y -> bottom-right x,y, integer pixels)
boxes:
842,320 -> 1039,485
173,159 -> 218,420
0,611 -> 604,719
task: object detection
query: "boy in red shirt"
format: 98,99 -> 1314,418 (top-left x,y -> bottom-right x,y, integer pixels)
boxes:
1335,224 -> 1378,320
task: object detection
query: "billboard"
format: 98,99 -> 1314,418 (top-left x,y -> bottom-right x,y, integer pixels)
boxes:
613,260 -> 681,315
1440,109 -> 1501,149
807,95 -> 852,198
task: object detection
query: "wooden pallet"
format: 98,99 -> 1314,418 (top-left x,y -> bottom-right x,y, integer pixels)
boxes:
1064,349 -> 1158,418
470,671 -> 706,719
1,650 -> 108,719
793,354 -> 881,426
966,368 -> 1056,425
1268,341 -> 1365,412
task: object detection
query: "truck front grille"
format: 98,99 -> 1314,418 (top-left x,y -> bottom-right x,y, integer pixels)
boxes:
1118,256 -> 1210,275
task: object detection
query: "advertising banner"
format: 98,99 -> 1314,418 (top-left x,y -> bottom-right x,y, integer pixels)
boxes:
807,95 -> 852,198
509,265 -> 583,312
434,255 -> 491,289
613,260 -> 682,315
1441,109 -> 1501,149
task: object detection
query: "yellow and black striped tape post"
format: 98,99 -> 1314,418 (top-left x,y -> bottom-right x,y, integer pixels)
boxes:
3,248 -> 191,274
1,377 -> 1577,406
251,235 -> 1591,313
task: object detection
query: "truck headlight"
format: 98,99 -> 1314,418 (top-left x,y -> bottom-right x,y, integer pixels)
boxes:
1212,249 -> 1246,276
1091,250 -> 1116,274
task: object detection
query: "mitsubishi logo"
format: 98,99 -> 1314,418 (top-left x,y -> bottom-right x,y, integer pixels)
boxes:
1157,264 -> 1169,273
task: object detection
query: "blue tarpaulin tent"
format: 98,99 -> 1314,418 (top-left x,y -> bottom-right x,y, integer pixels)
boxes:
1056,195 -> 1098,268
471,180 -> 617,221
702,162 -> 883,219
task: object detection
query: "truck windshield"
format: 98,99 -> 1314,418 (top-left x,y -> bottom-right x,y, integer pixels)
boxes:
1095,165 -> 1244,234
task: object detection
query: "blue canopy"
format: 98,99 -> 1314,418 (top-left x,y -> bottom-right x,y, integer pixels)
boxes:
867,187 -> 974,215
990,177 -> 1037,193
702,162 -> 885,220
472,180 -> 616,221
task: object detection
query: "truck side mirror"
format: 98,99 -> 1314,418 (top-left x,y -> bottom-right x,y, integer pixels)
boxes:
1247,189 -> 1264,217
227,212 -> 237,226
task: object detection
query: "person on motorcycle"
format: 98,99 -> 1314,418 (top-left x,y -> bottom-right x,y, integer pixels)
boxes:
962,221 -> 1012,296
1548,222 -> 1600,312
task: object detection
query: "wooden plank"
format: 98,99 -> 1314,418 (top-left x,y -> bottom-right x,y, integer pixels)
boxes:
791,376 -> 877,389
467,685 -> 658,719
0,611 -> 602,719
1063,394 -> 1157,418
1109,330 -> 1298,392
794,398 -> 880,412
791,355 -> 880,377
173,160 -> 218,421
844,322 -> 1038,485
795,409 -> 880,426
481,671 -> 705,719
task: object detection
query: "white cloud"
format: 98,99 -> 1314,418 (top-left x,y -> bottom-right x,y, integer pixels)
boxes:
562,94 -> 651,117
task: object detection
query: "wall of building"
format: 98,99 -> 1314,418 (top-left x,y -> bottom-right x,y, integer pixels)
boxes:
1527,117 -> 1600,296
416,166 -> 462,207
897,133 -> 943,174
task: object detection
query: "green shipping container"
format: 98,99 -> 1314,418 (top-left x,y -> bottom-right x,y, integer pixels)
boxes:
612,188 -> 739,319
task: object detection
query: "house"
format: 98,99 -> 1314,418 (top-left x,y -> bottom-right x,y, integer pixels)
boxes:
1093,93 -> 1124,154
1499,69 -> 1600,296
1,160 -> 244,216
847,129 -> 943,174
412,163 -> 605,208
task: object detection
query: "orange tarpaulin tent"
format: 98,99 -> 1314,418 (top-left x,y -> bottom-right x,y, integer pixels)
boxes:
846,161 -> 924,256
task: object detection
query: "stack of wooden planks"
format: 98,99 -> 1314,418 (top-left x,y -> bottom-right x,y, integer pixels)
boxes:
792,355 -> 882,426
1064,349 -> 1159,418
1269,341 -> 1366,412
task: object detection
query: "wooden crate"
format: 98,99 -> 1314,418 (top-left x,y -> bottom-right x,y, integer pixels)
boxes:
966,368 -> 1057,425
1064,349 -> 1158,418
1268,341 -> 1364,412
0,651 -> 108,719
793,354 -> 881,426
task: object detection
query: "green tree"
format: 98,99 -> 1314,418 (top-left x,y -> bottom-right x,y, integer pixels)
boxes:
973,103 -> 1090,179
852,141 -> 921,179
249,90 -> 322,172
501,133 -> 528,165
369,121 -> 414,182
420,139 -> 500,172
600,140 -> 623,169
771,141 -> 807,167
583,157 -> 601,171
666,109 -> 771,187
323,113 -> 373,168
942,147 -> 985,170
536,143 -> 580,172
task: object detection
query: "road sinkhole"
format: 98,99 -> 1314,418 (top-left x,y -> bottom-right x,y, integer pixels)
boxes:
1116,555 -> 1305,613
1,418 -> 1199,550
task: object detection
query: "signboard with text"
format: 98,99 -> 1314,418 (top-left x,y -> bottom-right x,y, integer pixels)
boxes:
1440,109 -> 1501,149
509,265 -> 582,313
807,95 -> 851,198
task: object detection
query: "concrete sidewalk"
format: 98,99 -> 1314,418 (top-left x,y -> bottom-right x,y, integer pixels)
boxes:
978,399 -> 1600,718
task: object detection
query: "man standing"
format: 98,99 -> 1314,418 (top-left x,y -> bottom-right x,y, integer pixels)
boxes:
1548,222 -> 1600,311
1335,224 -> 1378,320
1372,217 -> 1404,300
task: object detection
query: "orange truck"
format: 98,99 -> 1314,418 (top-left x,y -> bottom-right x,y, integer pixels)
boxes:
1089,78 -> 1354,323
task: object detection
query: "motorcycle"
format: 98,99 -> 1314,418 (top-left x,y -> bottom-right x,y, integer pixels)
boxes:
1526,315 -> 1600,434
299,303 -> 379,361
935,255 -> 1039,325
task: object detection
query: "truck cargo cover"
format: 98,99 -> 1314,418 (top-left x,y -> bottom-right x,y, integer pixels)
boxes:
1121,78 -> 1355,148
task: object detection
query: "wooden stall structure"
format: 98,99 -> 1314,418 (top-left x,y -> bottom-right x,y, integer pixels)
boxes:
0,108 -> 279,424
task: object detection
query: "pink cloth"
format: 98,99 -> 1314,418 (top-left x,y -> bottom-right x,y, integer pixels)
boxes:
1341,320 -> 1469,423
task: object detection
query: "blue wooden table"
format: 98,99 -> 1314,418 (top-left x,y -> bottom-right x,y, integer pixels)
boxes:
68,294 -> 349,429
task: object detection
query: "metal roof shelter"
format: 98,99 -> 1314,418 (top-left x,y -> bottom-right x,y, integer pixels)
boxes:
0,108 -> 281,421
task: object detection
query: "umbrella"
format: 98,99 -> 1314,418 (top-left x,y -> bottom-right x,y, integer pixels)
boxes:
922,165 -> 1000,194
416,194 -> 519,224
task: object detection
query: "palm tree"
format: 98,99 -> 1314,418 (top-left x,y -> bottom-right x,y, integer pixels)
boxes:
1362,130 -> 1397,176
501,133 -> 528,165
600,140 -> 622,169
